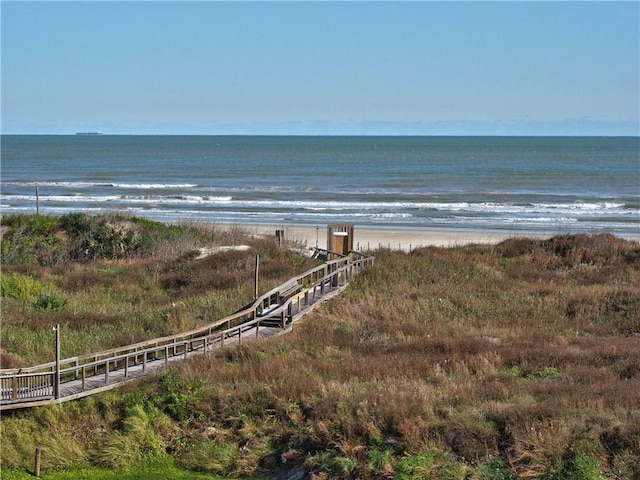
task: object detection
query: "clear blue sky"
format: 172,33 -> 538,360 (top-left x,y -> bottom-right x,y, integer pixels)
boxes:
2,1 -> 638,135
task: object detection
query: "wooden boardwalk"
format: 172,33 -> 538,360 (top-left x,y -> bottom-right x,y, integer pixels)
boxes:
0,251 -> 373,411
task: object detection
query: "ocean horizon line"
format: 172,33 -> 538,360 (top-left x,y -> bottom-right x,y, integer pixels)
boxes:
2,133 -> 639,138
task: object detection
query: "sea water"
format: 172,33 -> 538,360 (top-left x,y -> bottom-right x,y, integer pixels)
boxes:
1,135 -> 638,237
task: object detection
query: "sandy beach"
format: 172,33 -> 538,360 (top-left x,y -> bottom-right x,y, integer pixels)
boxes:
244,224 -> 554,252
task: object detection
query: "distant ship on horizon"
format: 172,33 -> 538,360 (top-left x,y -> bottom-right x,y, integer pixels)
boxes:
76,131 -> 103,136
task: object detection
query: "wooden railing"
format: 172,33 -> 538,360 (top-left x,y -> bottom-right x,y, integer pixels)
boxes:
0,251 -> 373,410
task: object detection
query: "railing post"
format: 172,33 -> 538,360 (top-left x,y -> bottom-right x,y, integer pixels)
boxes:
12,376 -> 18,400
54,324 -> 60,400
255,254 -> 260,299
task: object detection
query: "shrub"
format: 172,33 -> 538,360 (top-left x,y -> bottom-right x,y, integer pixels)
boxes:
60,213 -> 144,261
154,371 -> 205,421
0,272 -> 67,311
1,215 -> 66,266
536,367 -> 561,379
474,457 -> 515,480
394,448 -> 467,480
34,292 -> 68,311
306,451 -> 359,479
0,272 -> 46,302
544,453 -> 603,480
1,213 -> 230,266
366,444 -> 395,475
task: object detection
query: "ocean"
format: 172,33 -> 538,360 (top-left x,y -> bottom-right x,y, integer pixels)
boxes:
1,135 -> 638,237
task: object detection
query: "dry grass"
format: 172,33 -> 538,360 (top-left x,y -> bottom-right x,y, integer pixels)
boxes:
1,231 -> 639,479
166,234 -> 640,478
0,215 -> 319,367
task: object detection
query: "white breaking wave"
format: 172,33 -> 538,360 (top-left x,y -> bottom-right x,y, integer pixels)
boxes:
1,192 -> 634,215
110,183 -> 199,189
1,194 -> 233,204
1,192 -> 637,235
4,181 -> 198,189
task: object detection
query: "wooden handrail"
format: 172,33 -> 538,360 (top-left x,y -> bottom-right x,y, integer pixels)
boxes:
0,252 -> 374,409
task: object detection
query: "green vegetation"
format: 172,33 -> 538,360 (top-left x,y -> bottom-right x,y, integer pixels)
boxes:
0,455 -> 254,479
0,213 -> 318,366
1,215 -> 639,479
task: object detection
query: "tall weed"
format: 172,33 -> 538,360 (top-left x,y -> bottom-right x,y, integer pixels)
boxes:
176,440 -> 238,474
1,231 -> 638,478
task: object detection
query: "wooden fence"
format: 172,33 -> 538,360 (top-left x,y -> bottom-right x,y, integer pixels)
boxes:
0,251 -> 373,411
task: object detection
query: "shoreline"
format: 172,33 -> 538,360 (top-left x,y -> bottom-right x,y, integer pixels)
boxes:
241,224 -> 551,251
235,223 -> 639,251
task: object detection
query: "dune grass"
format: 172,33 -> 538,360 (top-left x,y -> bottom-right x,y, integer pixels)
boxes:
1,216 -> 638,479
1,214 -> 319,366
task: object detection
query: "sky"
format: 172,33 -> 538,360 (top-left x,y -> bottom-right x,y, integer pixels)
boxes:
1,1 -> 639,136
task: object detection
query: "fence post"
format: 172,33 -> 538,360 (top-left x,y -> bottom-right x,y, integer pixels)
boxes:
34,446 -> 42,477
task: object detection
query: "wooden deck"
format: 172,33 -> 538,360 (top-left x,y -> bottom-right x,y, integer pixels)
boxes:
0,251 -> 373,411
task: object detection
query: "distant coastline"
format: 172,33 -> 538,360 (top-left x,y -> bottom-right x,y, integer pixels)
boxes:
75,131 -> 103,136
